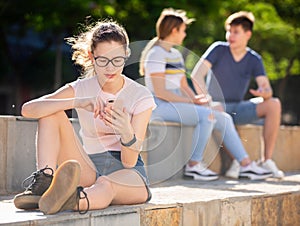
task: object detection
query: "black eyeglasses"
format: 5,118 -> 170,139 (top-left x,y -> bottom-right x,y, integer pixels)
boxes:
93,56 -> 127,67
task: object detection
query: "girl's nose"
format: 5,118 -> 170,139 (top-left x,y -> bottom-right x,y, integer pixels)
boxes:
105,63 -> 116,71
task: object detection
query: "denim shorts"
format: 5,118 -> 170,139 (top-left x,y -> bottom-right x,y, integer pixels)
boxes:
88,151 -> 152,202
225,99 -> 264,125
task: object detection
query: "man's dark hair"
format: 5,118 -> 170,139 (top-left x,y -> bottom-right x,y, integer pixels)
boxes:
225,11 -> 255,32
230,17 -> 253,31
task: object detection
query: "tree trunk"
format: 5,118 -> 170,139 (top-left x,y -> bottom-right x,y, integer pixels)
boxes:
277,56 -> 296,99
54,35 -> 63,90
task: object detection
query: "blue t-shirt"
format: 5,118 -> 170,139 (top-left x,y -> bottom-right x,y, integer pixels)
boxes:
203,41 -> 266,102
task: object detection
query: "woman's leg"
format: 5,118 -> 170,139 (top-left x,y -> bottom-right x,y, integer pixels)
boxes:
189,107 -> 215,163
79,169 -> 148,210
213,111 -> 249,163
36,111 -> 96,186
152,101 -> 215,163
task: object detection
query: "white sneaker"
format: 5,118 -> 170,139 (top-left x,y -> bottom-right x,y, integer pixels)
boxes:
184,162 -> 219,181
225,159 -> 240,179
239,161 -> 273,180
261,159 -> 285,178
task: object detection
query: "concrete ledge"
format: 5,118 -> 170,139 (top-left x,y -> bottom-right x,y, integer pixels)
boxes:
236,124 -> 300,172
1,173 -> 300,225
144,120 -> 300,183
1,115 -> 300,194
144,120 -> 221,184
1,114 -> 300,225
0,116 -> 80,195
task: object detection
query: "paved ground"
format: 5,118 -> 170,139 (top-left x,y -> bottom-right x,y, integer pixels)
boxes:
1,172 -> 300,225
151,172 -> 300,204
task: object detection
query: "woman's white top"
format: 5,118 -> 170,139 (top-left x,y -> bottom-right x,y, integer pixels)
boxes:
144,45 -> 185,91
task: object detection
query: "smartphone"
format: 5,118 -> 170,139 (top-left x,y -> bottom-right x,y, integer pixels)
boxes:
105,99 -> 115,107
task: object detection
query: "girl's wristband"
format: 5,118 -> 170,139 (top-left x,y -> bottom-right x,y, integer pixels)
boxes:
120,134 -> 137,147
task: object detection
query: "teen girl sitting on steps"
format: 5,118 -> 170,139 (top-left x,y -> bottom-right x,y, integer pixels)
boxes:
14,19 -> 155,214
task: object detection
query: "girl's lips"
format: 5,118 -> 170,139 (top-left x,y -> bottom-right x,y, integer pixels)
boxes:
105,74 -> 116,79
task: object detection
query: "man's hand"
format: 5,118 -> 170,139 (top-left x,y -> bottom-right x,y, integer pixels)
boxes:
249,87 -> 272,100
251,76 -> 273,100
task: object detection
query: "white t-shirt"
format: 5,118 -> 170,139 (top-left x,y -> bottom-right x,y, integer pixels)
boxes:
70,75 -> 156,154
144,45 -> 185,92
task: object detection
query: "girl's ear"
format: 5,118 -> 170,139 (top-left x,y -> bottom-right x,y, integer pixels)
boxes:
126,47 -> 131,58
88,51 -> 94,61
171,27 -> 178,34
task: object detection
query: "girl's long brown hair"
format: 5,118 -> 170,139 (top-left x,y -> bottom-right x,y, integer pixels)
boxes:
66,20 -> 130,78
139,8 -> 194,76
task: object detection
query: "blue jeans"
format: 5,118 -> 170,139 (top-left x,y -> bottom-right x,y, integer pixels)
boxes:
89,151 -> 152,202
152,90 -> 249,163
213,111 -> 249,162
225,98 -> 264,125
151,95 -> 215,162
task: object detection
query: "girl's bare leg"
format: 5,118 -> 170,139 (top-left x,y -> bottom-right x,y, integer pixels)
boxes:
36,111 -> 148,211
36,111 -> 96,187
79,169 -> 149,210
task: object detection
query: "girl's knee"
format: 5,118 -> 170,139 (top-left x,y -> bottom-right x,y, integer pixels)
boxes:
39,111 -> 69,124
223,112 -> 234,123
96,176 -> 114,189
200,111 -> 215,122
202,113 -> 215,126
208,112 -> 215,121
215,111 -> 233,123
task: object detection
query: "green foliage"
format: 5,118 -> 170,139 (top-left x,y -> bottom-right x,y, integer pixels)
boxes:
262,51 -> 291,80
247,3 -> 295,57
241,3 -> 297,81
291,60 -> 300,76
0,0 -> 299,121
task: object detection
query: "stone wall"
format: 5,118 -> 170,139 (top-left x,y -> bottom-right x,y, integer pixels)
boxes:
1,116 -> 299,194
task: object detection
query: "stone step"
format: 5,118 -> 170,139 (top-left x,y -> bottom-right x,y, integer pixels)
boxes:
1,115 -> 300,225
1,116 -> 300,194
1,172 -> 300,226
145,120 -> 300,181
